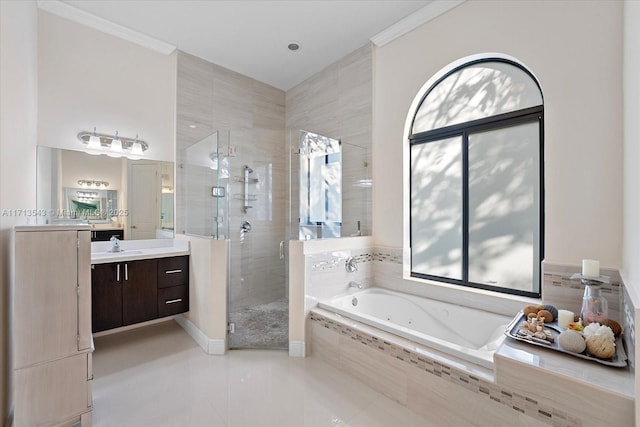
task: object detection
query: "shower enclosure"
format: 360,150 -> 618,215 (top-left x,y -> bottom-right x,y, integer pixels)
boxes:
182,128 -> 370,350
183,129 -> 289,349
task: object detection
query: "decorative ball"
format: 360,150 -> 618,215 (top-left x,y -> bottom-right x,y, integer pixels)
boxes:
583,323 -> 615,342
558,330 -> 586,353
542,304 -> 558,322
585,334 -> 616,359
537,309 -> 554,323
606,319 -> 622,337
523,305 -> 540,316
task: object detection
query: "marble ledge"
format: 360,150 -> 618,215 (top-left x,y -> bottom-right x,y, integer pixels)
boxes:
495,338 -> 634,399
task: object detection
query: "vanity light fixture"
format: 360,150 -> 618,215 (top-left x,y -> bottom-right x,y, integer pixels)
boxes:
77,179 -> 109,188
78,129 -> 149,158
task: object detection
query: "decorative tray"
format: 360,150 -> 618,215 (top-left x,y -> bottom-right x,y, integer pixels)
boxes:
504,312 -> 627,368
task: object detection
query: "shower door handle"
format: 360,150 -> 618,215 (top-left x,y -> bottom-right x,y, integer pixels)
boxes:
279,241 -> 285,260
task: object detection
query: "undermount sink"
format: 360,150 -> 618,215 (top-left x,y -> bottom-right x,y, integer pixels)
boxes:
92,250 -> 144,258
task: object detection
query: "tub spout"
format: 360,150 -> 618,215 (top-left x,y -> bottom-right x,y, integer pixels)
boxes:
349,281 -> 363,289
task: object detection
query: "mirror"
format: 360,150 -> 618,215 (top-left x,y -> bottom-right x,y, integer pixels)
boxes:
299,130 -> 342,239
63,187 -> 118,221
36,146 -> 174,239
291,129 -> 371,240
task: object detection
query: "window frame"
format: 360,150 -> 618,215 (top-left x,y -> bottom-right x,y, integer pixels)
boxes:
409,58 -> 544,298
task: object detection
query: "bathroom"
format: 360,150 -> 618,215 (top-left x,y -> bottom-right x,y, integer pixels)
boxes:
1,1 -> 639,426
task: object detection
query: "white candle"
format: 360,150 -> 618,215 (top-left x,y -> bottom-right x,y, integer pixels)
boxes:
557,309 -> 574,329
582,259 -> 600,278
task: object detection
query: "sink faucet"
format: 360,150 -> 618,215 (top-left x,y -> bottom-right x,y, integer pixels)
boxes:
109,235 -> 122,252
349,281 -> 363,289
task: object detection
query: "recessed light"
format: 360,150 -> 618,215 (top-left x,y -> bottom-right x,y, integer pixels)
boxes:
189,124 -> 197,129
287,41 -> 301,51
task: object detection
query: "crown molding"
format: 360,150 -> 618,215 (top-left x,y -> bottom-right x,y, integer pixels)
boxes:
37,0 -> 176,55
370,0 -> 466,47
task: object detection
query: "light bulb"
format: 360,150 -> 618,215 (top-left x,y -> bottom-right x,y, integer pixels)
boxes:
110,131 -> 123,153
131,141 -> 144,156
111,138 -> 123,152
88,135 -> 101,149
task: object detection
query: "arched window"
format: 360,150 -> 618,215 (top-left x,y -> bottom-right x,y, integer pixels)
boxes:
409,57 -> 543,297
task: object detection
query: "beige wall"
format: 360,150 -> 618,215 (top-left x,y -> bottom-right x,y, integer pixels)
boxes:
622,1 -> 640,423
176,235 -> 228,344
373,0 -> 623,269
38,11 -> 176,162
0,1 -> 39,422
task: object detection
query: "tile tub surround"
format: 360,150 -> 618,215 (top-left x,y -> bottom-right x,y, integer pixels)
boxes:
310,309 -> 549,426
310,308 -> 634,427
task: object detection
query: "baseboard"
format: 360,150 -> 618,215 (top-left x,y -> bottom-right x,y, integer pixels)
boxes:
289,341 -> 306,357
174,314 -> 226,355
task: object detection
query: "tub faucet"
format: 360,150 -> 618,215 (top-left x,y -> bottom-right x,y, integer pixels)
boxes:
109,235 -> 122,253
349,281 -> 363,289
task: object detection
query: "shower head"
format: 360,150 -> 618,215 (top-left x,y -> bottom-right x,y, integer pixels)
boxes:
245,166 -> 253,173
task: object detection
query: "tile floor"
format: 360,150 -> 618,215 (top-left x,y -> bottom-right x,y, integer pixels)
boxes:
92,320 -> 434,427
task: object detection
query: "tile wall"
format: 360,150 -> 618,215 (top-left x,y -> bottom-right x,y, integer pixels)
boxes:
176,51 -> 287,311
286,44 -> 373,238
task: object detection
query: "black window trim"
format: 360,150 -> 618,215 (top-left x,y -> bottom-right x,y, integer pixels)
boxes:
409,57 -> 544,138
409,106 -> 545,298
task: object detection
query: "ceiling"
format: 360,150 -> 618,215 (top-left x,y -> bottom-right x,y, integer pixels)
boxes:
54,0 -> 434,91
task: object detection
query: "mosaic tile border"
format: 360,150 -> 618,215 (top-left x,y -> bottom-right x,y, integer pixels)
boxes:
543,272 -> 621,295
309,251 -> 373,271
310,311 -> 581,427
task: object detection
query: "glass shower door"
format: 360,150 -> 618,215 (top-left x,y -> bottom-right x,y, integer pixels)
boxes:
182,131 -> 230,239
227,128 -> 288,349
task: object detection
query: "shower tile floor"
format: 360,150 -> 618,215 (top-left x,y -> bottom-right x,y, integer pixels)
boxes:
229,297 -> 288,349
91,320 -> 434,427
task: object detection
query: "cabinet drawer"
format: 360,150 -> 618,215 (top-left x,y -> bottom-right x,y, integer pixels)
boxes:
157,256 -> 189,288
158,285 -> 189,317
15,352 -> 91,426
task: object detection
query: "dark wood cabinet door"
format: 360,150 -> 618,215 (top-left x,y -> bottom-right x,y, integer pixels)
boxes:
122,259 -> 158,326
91,263 -> 123,333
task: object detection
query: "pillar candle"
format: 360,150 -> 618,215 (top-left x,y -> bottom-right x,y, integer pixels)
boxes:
557,309 -> 574,329
582,259 -> 600,278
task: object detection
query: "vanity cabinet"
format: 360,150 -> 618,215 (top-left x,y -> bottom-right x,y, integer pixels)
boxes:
92,255 -> 188,332
14,226 -> 92,427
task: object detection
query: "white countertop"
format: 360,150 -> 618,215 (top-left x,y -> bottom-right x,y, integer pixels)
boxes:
91,239 -> 190,264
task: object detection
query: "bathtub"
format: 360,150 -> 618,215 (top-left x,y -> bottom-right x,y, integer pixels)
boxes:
317,287 -> 512,369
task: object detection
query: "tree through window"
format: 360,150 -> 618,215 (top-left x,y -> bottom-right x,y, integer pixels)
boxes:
409,58 -> 543,297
